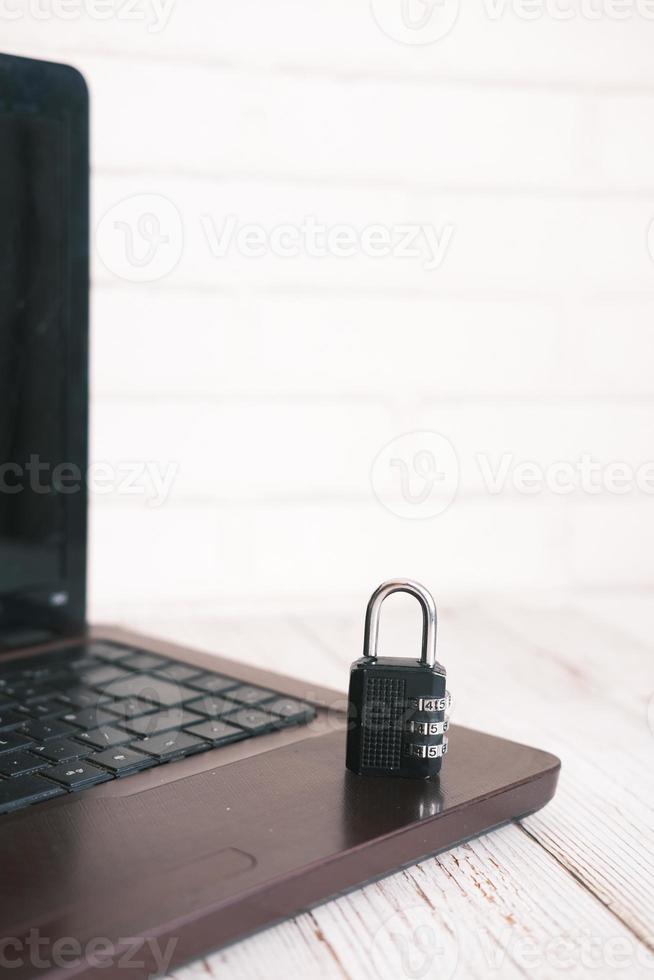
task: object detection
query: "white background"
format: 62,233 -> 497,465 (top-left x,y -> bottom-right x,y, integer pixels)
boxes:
4,0 -> 654,622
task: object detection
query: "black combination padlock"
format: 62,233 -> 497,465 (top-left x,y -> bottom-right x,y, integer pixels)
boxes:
346,579 -> 450,779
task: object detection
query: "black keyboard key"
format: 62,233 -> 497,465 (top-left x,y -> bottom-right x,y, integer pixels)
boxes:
227,685 -> 276,706
105,697 -> 158,720
186,673 -> 239,695
154,663 -> 203,683
20,664 -> 62,681
0,752 -> 49,778
44,761 -> 113,790
17,698 -> 67,719
133,730 -> 208,761
46,645 -> 99,666
120,708 -> 204,738
56,688 -> 111,709
67,657 -> 100,672
60,706 -> 120,730
91,747 -> 156,776
0,732 -> 34,754
266,698 -> 316,725
81,665 -> 131,688
61,650 -> 89,669
32,738 -> 90,763
184,719 -> 246,746
9,684 -> 48,705
0,773 -> 66,813
225,707 -> 279,735
0,675 -> 21,688
20,719 -> 76,742
103,674 -> 198,707
74,727 -> 131,750
185,695 -> 235,717
0,709 -> 26,731
87,642 -> 134,663
120,653 -> 167,672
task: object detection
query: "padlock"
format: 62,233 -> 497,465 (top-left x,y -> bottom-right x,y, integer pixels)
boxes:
346,579 -> 450,778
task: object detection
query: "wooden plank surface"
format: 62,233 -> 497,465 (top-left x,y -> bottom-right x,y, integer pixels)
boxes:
124,595 -> 654,979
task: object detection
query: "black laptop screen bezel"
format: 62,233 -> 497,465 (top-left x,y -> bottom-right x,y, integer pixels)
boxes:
0,53 -> 89,645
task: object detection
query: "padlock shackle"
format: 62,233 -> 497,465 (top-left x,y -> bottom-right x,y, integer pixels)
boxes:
363,579 -> 437,668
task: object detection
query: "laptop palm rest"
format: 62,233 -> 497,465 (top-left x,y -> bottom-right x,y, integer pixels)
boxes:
1,725 -> 559,978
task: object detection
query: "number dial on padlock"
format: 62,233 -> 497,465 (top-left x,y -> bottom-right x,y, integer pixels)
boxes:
405,719 -> 449,736
346,579 -> 449,779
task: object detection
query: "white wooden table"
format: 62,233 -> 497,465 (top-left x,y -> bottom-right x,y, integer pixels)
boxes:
121,596 -> 654,980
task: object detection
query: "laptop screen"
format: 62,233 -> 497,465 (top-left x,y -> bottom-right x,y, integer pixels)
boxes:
0,55 -> 88,646
0,114 -> 67,594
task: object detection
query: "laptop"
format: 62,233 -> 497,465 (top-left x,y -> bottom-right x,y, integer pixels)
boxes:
0,52 -> 560,980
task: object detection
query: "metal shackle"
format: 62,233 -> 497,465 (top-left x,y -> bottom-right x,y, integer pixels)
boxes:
363,579 -> 437,668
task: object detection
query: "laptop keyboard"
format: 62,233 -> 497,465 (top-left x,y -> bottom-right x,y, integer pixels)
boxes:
0,640 -> 316,815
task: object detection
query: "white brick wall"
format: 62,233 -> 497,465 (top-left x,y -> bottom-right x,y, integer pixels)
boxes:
5,2 -> 654,616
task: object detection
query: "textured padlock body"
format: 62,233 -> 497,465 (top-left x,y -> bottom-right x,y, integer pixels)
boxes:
346,656 -> 448,778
